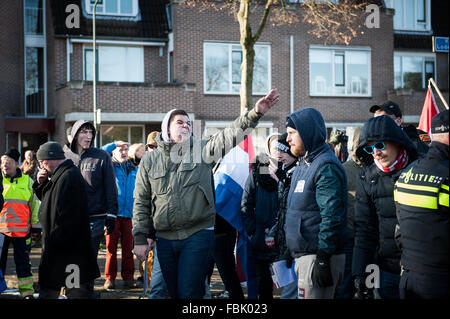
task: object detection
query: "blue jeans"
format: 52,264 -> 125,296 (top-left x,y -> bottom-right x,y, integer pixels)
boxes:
89,216 -> 106,260
376,270 -> 400,299
148,245 -> 168,299
157,229 -> 215,299
87,216 -> 105,298
280,281 -> 298,299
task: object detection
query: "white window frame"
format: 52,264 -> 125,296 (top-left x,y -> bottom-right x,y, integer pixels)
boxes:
99,124 -> 145,145
385,0 -> 431,32
309,45 -> 372,97
394,51 -> 436,89
203,41 -> 272,95
84,0 -> 139,17
83,44 -> 144,83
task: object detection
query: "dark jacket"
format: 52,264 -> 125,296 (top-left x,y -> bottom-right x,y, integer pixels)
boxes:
271,162 -> 296,262
241,158 -> 279,261
70,120 -> 118,218
395,141 -> 449,277
402,124 -> 429,156
33,160 -> 100,289
352,116 -> 418,276
285,108 -> 348,258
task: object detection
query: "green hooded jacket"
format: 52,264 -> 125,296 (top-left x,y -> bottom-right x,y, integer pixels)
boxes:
132,109 -> 262,243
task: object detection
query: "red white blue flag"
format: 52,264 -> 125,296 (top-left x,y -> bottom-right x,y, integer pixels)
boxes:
213,134 -> 257,299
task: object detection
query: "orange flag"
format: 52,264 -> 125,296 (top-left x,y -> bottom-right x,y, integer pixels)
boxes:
418,86 -> 439,135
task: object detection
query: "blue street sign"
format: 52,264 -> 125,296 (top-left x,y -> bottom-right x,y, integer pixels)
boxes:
90,0 -> 103,4
434,37 -> 449,53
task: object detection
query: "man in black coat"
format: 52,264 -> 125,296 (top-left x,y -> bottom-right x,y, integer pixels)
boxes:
352,116 -> 418,299
33,142 -> 100,299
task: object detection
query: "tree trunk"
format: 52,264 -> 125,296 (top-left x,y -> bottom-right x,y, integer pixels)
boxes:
238,0 -> 255,115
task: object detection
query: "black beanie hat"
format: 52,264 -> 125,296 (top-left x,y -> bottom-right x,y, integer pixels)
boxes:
5,149 -> 21,162
36,142 -> 66,161
286,117 -> 296,130
277,133 -> 295,158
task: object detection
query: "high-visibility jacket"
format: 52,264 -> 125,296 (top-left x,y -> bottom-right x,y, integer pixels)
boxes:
1,171 -> 39,237
394,142 -> 449,276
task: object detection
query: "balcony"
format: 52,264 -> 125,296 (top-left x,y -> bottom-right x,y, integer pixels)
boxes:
26,88 -> 45,116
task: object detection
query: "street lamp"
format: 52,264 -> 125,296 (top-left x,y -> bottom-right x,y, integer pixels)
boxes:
91,0 -> 102,147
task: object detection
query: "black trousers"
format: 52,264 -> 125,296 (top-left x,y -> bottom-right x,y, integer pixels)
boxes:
213,230 -> 244,299
399,268 -> 449,299
252,259 -> 273,300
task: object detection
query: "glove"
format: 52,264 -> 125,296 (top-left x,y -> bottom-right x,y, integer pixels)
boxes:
105,216 -> 116,235
285,256 -> 294,269
312,250 -> 333,288
354,275 -> 374,299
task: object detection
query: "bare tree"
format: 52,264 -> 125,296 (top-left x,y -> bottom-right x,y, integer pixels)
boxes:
181,0 -> 369,114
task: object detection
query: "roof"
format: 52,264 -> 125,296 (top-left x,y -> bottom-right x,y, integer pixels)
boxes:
49,0 -> 170,40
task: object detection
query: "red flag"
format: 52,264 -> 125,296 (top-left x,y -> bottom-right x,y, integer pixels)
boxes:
418,86 -> 439,134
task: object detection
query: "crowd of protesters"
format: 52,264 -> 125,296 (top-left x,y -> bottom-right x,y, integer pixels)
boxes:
0,90 -> 448,299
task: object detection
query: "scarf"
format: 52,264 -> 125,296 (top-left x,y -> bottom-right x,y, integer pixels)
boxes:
374,148 -> 407,173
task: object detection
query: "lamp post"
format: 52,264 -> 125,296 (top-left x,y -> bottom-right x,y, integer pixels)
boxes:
92,0 -> 102,147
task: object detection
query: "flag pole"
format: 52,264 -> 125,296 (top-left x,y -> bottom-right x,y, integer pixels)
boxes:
429,78 -> 449,110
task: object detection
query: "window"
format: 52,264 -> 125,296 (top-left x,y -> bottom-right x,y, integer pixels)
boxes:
385,0 -> 430,32
100,125 -> 144,146
204,42 -> 271,95
84,45 -> 144,82
85,0 -> 138,17
309,47 -> 371,96
25,47 -> 45,116
394,52 -> 435,90
24,0 -> 43,35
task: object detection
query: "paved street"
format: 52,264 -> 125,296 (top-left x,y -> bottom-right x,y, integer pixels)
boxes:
1,246 -> 282,299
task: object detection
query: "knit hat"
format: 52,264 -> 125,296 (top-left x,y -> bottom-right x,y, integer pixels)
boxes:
277,133 -> 295,158
4,149 -> 20,162
36,142 -> 66,161
430,110 -> 449,134
286,117 -> 296,130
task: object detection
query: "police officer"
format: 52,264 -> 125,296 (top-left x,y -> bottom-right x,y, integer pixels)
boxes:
394,110 -> 449,299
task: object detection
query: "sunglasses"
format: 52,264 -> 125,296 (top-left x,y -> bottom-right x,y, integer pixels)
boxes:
146,145 -> 157,150
363,141 -> 386,154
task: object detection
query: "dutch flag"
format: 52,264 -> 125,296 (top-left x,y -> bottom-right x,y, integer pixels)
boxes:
213,134 -> 258,299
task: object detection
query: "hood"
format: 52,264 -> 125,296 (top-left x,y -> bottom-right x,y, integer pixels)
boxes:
161,109 -> 192,142
70,120 -> 96,154
356,115 -> 418,164
265,132 -> 282,156
286,108 -> 327,155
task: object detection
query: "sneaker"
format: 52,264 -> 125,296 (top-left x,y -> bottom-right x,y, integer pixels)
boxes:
123,279 -> 135,289
103,279 -> 115,290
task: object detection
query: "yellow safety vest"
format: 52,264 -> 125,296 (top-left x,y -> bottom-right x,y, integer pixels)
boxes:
1,174 -> 35,237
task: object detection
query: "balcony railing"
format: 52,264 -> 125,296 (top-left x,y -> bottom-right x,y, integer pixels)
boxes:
26,88 -> 45,116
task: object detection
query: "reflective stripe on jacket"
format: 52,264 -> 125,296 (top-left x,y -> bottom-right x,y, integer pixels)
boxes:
1,173 -> 39,237
394,142 -> 449,276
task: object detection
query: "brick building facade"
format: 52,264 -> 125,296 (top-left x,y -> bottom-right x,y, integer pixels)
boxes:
1,0 -> 448,158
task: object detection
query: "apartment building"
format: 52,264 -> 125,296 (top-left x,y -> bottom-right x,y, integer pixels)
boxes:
1,0 -> 448,157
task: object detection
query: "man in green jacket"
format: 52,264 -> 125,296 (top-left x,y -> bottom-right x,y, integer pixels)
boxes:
132,89 -> 280,299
